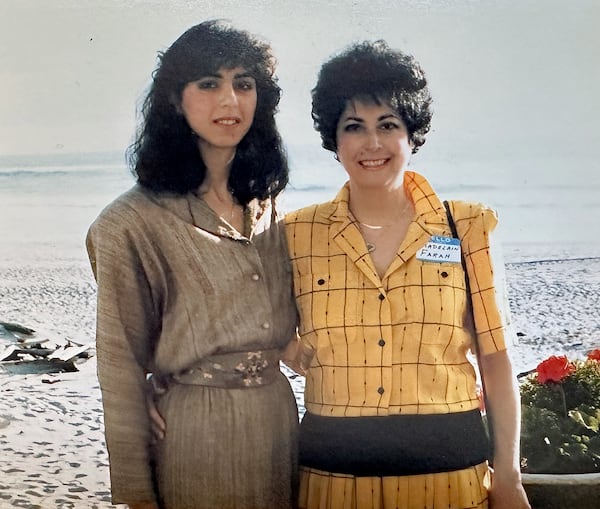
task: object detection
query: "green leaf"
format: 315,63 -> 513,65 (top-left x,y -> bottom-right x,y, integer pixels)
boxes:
569,409 -> 600,433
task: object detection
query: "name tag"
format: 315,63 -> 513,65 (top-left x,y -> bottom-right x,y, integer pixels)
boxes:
416,235 -> 461,263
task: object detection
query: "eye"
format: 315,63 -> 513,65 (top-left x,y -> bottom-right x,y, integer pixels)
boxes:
195,79 -> 218,90
235,78 -> 256,91
379,121 -> 401,131
342,122 -> 363,133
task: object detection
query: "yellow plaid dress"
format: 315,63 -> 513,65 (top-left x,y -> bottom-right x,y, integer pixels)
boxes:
285,171 -> 510,509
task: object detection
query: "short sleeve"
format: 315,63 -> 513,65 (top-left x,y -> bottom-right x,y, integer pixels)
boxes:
449,201 -> 513,356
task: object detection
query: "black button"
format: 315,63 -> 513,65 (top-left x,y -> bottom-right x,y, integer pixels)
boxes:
441,271 -> 448,278
317,278 -> 325,285
377,386 -> 385,395
378,294 -> 385,300
378,339 -> 385,347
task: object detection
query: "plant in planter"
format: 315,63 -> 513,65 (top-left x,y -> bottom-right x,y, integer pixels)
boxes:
519,349 -> 600,474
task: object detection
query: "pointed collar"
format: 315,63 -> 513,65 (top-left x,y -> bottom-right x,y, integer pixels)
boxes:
404,171 -> 453,238
326,171 -> 451,238
321,172 -> 454,280
328,183 -> 352,225
389,171 -> 452,271
148,188 -> 272,241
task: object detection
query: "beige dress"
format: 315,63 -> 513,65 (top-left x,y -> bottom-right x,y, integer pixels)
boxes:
87,185 -> 299,509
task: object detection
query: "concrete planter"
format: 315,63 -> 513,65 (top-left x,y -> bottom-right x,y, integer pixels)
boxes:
521,472 -> 600,509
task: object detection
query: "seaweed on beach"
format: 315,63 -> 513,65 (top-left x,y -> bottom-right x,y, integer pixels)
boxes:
0,320 -> 35,335
0,320 -> 93,374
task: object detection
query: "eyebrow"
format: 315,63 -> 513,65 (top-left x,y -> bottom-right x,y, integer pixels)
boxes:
342,113 -> 400,123
201,71 -> 255,80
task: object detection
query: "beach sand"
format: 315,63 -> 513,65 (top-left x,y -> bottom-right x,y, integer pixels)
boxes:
1,256 -> 599,508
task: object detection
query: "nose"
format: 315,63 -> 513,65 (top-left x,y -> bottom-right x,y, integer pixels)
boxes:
365,130 -> 382,150
219,83 -> 238,106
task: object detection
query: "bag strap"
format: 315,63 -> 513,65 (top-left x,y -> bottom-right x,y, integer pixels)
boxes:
442,200 -> 480,355
443,200 -> 494,459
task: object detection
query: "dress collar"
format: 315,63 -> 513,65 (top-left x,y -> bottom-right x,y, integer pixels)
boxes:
145,186 -> 272,241
323,171 -> 454,282
327,171 -> 451,238
404,171 -> 453,238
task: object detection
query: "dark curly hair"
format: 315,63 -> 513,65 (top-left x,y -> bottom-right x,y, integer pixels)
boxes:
311,40 -> 433,154
128,20 -> 288,204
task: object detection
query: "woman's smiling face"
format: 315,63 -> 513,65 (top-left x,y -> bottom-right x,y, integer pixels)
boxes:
179,66 -> 257,157
335,99 -> 412,190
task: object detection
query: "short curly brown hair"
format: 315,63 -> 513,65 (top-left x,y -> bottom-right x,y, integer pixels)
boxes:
311,40 -> 433,154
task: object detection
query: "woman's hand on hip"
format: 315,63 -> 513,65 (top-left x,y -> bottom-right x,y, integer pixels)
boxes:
145,374 -> 167,440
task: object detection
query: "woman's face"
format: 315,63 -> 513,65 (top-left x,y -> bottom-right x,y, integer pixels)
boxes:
335,100 -> 412,190
179,66 -> 257,157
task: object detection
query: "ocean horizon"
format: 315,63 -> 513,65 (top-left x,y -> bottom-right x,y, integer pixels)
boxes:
1,148 -> 599,265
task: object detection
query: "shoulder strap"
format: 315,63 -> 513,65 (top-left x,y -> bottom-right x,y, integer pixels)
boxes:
443,200 -> 494,457
442,200 -> 460,247
442,200 -> 478,356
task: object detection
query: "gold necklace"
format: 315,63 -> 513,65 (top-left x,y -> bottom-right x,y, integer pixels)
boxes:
350,199 -> 411,229
224,200 -> 236,223
356,223 -> 384,253
352,200 -> 413,253
200,188 -> 239,223
357,221 -> 394,230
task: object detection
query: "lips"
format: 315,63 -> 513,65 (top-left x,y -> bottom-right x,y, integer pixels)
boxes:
213,117 -> 241,126
359,158 -> 389,169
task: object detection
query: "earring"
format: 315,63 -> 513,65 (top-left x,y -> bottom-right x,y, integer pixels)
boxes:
334,153 -> 340,162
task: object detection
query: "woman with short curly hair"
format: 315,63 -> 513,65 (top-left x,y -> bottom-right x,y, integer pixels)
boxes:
285,41 -> 530,509
311,40 -> 432,154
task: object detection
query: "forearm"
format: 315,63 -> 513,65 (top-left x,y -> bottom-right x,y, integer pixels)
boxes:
479,350 -> 522,478
98,349 -> 156,503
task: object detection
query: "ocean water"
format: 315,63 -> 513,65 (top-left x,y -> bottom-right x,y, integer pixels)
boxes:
1,149 -> 599,264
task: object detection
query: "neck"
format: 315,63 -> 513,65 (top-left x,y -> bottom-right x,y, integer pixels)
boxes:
348,179 -> 411,226
198,143 -> 236,198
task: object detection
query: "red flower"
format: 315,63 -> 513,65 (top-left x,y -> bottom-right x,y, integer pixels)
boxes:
587,349 -> 600,362
536,355 -> 575,384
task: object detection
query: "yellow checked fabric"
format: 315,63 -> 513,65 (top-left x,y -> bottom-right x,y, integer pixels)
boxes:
286,171 -> 508,508
298,463 -> 490,509
285,171 -> 509,418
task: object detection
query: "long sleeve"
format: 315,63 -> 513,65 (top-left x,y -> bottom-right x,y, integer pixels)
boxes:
86,204 -> 163,504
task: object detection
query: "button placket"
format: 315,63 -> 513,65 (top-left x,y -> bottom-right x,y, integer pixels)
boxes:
377,311 -> 393,409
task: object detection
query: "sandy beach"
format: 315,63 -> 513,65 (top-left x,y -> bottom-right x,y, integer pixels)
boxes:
1,256 -> 599,508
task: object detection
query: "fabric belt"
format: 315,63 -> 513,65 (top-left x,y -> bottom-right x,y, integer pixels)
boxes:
299,409 -> 490,476
157,349 -> 281,389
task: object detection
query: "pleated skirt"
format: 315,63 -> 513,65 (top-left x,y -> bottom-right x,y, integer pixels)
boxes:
153,372 -> 299,509
298,462 -> 490,509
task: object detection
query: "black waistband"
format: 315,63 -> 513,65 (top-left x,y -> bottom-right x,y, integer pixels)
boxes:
299,409 -> 490,477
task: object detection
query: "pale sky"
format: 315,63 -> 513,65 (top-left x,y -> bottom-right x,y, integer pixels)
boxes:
1,0 -> 599,163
